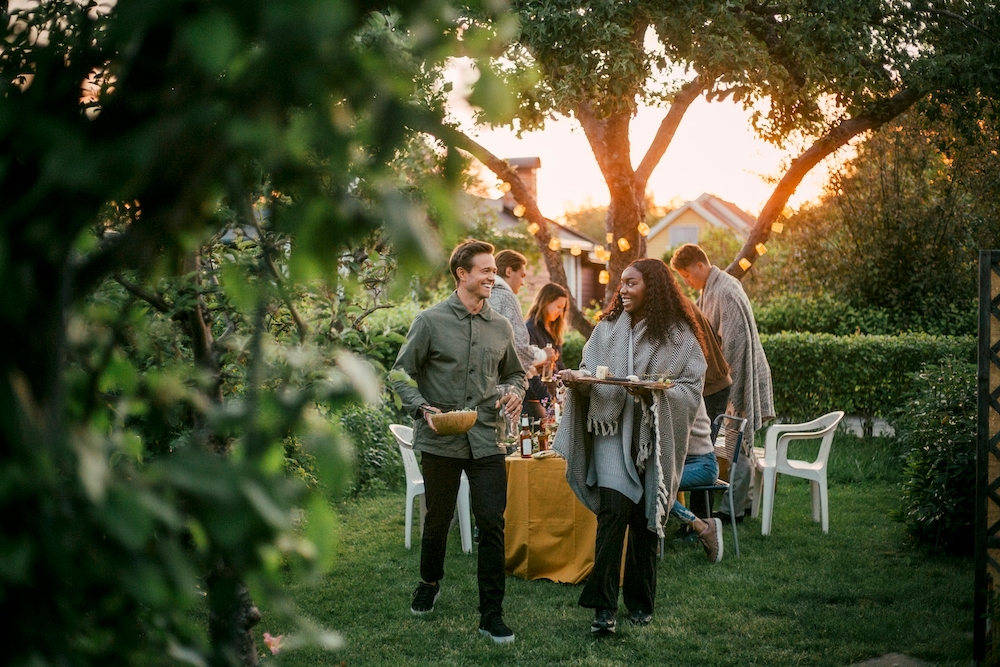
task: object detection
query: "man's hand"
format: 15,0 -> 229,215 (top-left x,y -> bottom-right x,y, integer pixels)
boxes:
496,392 -> 522,418
421,404 -> 442,433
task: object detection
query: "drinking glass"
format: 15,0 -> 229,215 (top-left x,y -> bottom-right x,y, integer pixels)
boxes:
495,383 -> 518,452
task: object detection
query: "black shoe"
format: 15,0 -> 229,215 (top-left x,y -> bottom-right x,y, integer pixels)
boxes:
479,610 -> 515,644
410,581 -> 440,615
627,609 -> 653,626
591,608 -> 617,635
713,511 -> 744,525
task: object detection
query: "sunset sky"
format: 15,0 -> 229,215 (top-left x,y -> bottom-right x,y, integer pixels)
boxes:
448,62 -> 853,223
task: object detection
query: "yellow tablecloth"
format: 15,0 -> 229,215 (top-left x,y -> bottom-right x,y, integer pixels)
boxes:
503,455 -> 598,584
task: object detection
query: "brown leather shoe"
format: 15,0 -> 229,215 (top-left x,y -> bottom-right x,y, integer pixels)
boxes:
699,518 -> 724,564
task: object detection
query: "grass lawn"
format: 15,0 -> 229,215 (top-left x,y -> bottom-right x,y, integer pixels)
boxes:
261,433 -> 973,666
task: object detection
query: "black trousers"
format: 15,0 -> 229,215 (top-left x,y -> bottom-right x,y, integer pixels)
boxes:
419,452 -> 507,615
578,486 -> 659,614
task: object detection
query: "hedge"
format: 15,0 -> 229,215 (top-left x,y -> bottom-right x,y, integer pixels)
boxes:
761,332 -> 975,424
889,356 -> 976,554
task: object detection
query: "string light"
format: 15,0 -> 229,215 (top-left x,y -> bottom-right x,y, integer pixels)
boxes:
606,232 -> 614,244
755,243 -> 768,255
637,222 -> 650,236
513,204 -> 526,217
570,244 -> 581,256
526,222 -> 540,235
617,237 -> 631,252
499,182 -> 511,193
598,270 -> 610,284
771,222 -> 784,234
738,258 -> 752,271
548,237 -> 561,251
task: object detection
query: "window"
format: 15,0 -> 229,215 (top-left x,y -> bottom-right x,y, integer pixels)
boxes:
669,225 -> 699,247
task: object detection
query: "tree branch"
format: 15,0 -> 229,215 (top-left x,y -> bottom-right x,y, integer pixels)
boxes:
634,75 -> 707,191
726,86 -> 925,279
923,5 -> 997,41
113,272 -> 172,313
409,112 -> 593,336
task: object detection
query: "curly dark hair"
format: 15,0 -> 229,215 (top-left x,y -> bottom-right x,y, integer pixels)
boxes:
602,258 -> 707,354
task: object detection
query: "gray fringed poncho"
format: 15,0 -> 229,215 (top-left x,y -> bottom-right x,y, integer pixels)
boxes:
553,313 -> 707,537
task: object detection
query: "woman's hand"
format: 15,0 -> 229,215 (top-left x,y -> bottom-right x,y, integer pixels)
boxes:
625,385 -> 653,402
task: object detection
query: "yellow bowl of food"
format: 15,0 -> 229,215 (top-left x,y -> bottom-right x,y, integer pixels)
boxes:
428,409 -> 478,436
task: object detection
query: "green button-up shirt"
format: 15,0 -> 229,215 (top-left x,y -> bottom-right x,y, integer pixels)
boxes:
391,291 -> 526,459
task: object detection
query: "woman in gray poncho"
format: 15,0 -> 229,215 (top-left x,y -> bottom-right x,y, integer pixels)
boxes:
554,258 -> 710,635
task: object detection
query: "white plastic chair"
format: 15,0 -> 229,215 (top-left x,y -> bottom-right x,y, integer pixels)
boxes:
389,424 -> 472,554
752,411 -> 844,536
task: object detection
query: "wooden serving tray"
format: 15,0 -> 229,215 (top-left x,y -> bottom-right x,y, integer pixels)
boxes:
572,375 -> 673,390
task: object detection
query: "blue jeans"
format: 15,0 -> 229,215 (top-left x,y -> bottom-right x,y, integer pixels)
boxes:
670,452 -> 719,525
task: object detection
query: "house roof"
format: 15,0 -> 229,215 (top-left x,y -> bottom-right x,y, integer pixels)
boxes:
465,195 -> 602,258
647,193 -> 755,240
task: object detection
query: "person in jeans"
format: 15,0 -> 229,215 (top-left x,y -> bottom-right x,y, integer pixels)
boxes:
554,259 -> 712,634
669,410 -> 725,563
391,239 -> 525,644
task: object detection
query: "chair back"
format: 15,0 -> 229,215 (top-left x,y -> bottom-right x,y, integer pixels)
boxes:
390,424 -> 422,485
713,413 -> 749,465
770,411 -> 844,467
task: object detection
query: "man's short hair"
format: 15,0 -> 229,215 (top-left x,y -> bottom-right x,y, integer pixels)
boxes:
495,249 -> 527,278
450,239 -> 496,281
670,243 -> 710,271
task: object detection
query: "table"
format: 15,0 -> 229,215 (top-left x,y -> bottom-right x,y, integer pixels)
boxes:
503,455 -> 598,584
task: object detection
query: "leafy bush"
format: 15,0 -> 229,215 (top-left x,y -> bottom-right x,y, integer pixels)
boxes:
754,293 -> 975,336
762,332 -> 974,425
755,294 -> 891,335
338,402 -> 406,496
888,356 -> 976,555
562,329 -> 585,370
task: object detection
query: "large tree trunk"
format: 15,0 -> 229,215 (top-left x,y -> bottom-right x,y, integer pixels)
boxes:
207,561 -> 262,667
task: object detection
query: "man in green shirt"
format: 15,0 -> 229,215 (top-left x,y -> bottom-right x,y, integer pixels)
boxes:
392,239 -> 525,644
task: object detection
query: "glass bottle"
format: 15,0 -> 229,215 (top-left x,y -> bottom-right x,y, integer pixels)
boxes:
519,417 -> 533,458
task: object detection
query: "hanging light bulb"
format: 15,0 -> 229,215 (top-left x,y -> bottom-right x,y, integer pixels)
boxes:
570,244 -> 582,256
606,232 -> 614,244
637,222 -> 650,236
738,258 -> 752,271
595,244 -> 605,255
526,222 -> 540,235
499,181 -> 511,192
599,270 -> 610,285
548,237 -> 561,251
513,204 -> 526,217
617,237 -> 631,252
755,243 -> 768,255
771,222 -> 784,234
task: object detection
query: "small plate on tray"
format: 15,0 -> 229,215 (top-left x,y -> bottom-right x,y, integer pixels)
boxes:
573,375 -> 673,390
